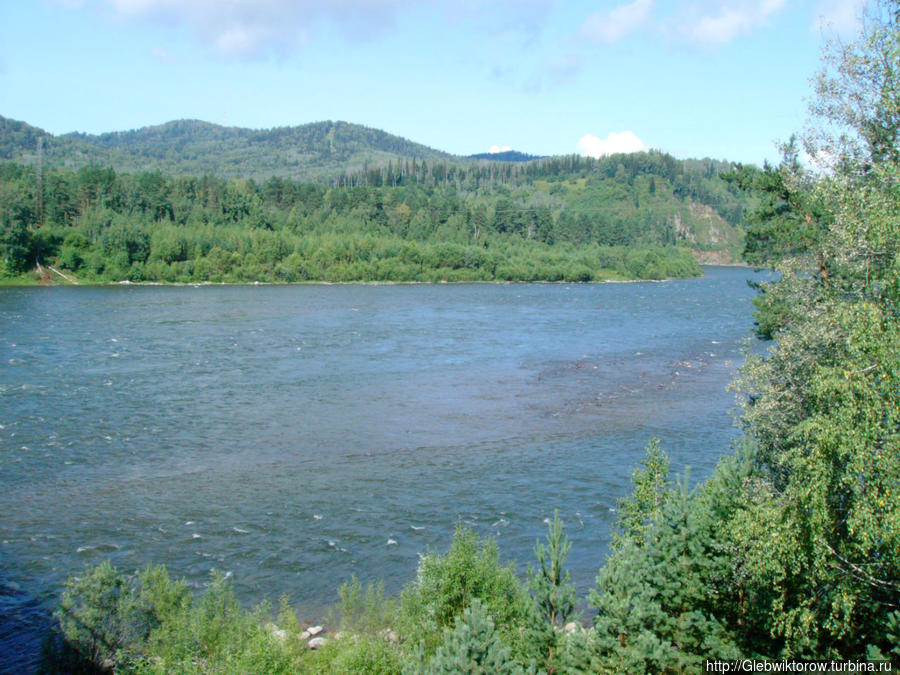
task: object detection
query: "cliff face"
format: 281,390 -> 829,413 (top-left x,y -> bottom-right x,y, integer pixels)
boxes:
673,202 -> 745,263
691,249 -> 746,265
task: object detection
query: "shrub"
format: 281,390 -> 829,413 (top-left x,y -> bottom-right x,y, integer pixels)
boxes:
51,561 -> 189,671
398,524 -> 537,664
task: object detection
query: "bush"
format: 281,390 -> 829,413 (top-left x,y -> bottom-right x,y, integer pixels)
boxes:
398,524 -> 537,664
336,576 -> 398,635
303,634 -> 403,675
51,561 -> 189,672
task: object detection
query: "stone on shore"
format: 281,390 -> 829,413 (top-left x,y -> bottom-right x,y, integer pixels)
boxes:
378,628 -> 399,643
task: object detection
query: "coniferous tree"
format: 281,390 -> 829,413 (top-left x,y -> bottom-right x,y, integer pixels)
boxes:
408,599 -> 528,675
528,511 -> 576,628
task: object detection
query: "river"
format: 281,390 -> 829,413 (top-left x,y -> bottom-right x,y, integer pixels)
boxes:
0,266 -> 767,670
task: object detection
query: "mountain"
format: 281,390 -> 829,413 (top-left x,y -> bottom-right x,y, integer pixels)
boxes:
0,115 -> 750,265
467,150 -> 544,162
0,116 -> 452,181
0,116 -> 53,161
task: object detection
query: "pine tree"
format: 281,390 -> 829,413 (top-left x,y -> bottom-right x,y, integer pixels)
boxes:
407,599 -> 526,675
612,437 -> 675,549
528,510 -> 576,628
590,478 -> 742,671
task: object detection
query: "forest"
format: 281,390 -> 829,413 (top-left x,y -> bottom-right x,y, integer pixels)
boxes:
0,148 -> 746,285
31,1 -> 900,672
0,118 -> 453,182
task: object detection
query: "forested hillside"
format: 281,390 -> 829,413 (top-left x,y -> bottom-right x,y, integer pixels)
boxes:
0,117 -> 452,181
0,149 -> 747,284
0,112 -> 751,283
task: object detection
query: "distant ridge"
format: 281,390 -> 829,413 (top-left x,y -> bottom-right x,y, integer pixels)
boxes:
467,150 -> 544,162
0,115 -> 453,181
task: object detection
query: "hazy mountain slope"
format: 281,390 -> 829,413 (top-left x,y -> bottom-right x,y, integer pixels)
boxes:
0,116 -> 452,180
467,150 -> 543,162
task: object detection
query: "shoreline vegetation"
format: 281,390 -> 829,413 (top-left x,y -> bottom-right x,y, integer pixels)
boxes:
0,262 -> 752,289
1,269 -> 715,287
1,262 -> 751,288
1,145 -> 748,288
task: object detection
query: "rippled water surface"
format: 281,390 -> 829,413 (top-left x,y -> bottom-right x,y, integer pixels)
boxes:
0,267 -> 766,670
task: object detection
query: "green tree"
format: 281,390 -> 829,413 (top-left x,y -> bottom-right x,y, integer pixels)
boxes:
590,478 -> 743,671
0,208 -> 32,274
52,561 -> 189,671
528,510 -> 576,628
612,438 -> 676,548
724,0 -> 900,656
407,599 -> 526,675
808,0 -> 900,168
398,524 -> 536,663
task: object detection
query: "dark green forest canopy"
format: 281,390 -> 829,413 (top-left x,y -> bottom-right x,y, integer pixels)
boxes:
0,140 -> 749,283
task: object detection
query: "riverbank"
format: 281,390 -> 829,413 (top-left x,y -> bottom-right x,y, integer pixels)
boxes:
0,264 -> 714,287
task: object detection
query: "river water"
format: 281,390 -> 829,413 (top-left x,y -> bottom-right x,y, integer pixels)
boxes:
0,267 -> 766,670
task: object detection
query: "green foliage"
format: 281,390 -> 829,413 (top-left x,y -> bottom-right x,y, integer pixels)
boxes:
726,141 -> 829,274
732,269 -> 900,655
0,159 -> 713,284
723,2 -> 900,657
52,561 -> 189,671
0,215 -> 32,274
336,575 -> 398,635
528,510 -> 576,628
612,438 -> 676,548
0,177 -> 34,274
134,573 -> 297,674
407,599 -> 526,675
590,478 -> 743,672
398,523 -> 537,664
303,634 -> 403,675
807,0 -> 900,168
553,627 -> 606,675
50,565 -> 301,674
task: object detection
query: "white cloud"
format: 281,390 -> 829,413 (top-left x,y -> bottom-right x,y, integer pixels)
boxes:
812,0 -> 865,36
576,131 -> 647,158
685,0 -> 786,46
95,0 -> 409,58
581,0 -> 653,44
489,145 -> 512,154
448,0 -> 557,36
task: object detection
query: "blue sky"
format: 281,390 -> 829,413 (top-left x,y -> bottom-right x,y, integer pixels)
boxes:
0,0 -> 866,165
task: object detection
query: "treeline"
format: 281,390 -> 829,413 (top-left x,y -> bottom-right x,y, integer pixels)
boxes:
335,151 -> 747,227
0,158 -> 720,284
